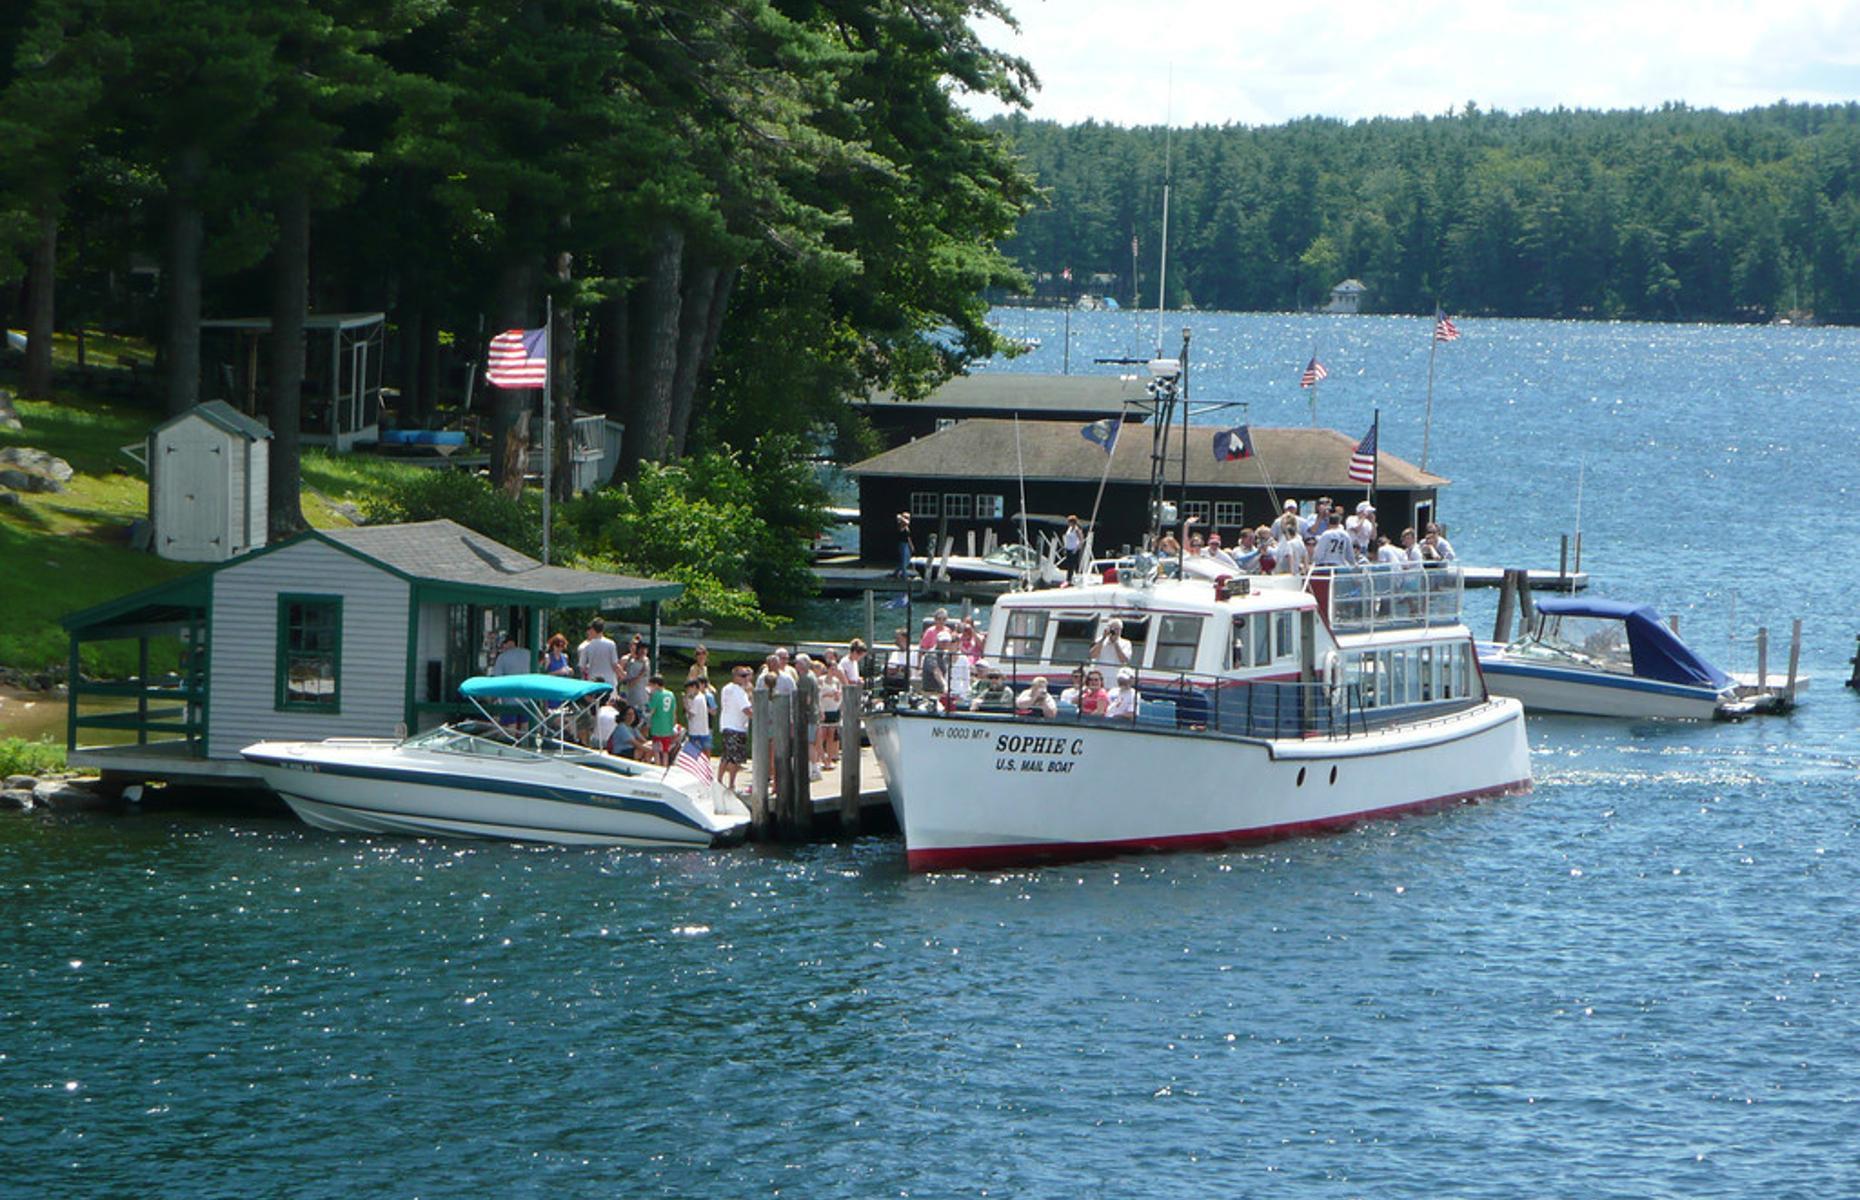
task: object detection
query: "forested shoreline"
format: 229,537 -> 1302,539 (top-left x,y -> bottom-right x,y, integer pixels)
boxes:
994,103 -> 1860,324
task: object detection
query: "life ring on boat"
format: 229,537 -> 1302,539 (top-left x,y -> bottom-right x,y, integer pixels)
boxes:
1322,651 -> 1344,709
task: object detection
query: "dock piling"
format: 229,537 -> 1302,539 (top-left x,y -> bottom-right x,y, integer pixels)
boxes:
1786,618 -> 1802,704
1493,570 -> 1518,643
788,672 -> 815,838
1516,569 -> 1535,627
839,681 -> 863,834
1756,626 -> 1769,690
749,688 -> 773,838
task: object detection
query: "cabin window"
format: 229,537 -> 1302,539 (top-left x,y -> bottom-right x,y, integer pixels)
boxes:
976,494 -> 1005,519
943,493 -> 973,519
1001,609 -> 1048,662
910,492 -> 938,517
1274,611 -> 1296,662
1419,645 -> 1435,701
1214,501 -> 1246,529
1152,615 -> 1204,672
1230,616 -> 1252,669
1051,617 -> 1097,665
277,594 -> 342,712
1251,617 -> 1272,667
1116,616 -> 1151,665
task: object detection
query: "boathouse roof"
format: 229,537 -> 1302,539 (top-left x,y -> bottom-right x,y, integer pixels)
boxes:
859,372 -> 1150,416
845,419 -> 1447,489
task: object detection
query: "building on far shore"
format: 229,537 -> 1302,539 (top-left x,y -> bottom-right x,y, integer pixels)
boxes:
1325,279 -> 1368,314
845,419 -> 1446,563
853,373 -> 1151,449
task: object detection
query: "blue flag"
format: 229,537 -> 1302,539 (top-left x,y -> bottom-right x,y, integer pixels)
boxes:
1081,417 -> 1120,454
1213,425 -> 1255,462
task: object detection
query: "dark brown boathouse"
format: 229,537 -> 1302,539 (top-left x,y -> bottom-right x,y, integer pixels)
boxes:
845,419 -> 1447,562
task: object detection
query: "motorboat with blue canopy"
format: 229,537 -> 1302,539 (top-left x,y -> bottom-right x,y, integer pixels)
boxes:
244,674 -> 748,846
1477,596 -> 1788,719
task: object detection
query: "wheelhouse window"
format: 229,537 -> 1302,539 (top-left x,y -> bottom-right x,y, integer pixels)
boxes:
1274,611 -> 1297,663
1152,615 -> 1204,672
1231,615 -> 1253,669
910,492 -> 939,517
277,595 -> 342,712
1001,609 -> 1048,661
1050,616 -> 1097,665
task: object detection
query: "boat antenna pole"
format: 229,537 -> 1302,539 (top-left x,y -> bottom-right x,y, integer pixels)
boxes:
1155,70 -> 1172,358
1178,327 -> 1191,578
1014,413 -> 1032,587
1421,303 -> 1440,471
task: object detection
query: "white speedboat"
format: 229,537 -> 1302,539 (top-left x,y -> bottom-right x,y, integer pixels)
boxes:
1477,597 -> 1797,719
243,675 -> 748,847
911,542 -> 1066,588
866,560 -> 1531,870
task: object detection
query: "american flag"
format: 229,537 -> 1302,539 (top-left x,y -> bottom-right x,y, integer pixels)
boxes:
1348,421 -> 1378,485
672,740 -> 714,786
1434,310 -> 1461,342
1300,356 -> 1328,388
486,326 -> 549,389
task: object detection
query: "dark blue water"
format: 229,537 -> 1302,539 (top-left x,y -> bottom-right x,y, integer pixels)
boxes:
5,314 -> 1859,1197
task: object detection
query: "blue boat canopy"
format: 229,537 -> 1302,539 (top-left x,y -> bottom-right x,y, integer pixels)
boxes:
1535,598 -> 1732,689
458,674 -> 612,703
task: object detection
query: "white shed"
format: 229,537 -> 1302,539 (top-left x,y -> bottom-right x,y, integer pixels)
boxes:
148,400 -> 271,563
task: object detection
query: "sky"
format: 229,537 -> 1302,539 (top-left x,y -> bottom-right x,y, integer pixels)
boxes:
961,0 -> 1860,127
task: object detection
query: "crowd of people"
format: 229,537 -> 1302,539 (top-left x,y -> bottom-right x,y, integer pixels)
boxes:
1157,501 -> 1456,578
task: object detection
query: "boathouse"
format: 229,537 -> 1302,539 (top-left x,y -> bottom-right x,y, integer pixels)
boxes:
59,519 -> 682,785
845,419 -> 1446,562
1325,279 -> 1368,314
854,373 -> 1150,449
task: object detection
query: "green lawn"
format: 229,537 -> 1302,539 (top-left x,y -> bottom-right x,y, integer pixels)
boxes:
0,387 -> 425,678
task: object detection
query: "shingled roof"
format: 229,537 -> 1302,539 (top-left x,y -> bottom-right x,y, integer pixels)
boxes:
846,419 -> 1447,489
859,372 -> 1152,415
319,519 -> 683,604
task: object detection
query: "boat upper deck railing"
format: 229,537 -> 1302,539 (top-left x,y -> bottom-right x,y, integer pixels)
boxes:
1309,563 -> 1464,636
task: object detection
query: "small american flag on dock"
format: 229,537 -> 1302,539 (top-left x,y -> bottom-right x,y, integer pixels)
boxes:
672,741 -> 714,786
486,326 -> 549,389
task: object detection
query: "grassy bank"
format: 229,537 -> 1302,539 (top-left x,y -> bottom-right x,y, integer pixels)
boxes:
0,383 -> 426,682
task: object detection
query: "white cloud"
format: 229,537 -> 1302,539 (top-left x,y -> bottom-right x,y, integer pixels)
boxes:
963,0 -> 1860,127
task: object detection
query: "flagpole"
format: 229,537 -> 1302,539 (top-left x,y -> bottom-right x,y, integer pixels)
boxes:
1421,307 -> 1439,472
1014,414 -> 1031,586
541,295 -> 554,566
1084,405 -> 1127,574
1309,343 -> 1319,427
1370,408 -> 1380,511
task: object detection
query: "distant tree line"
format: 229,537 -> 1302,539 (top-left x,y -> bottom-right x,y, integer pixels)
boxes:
0,0 -> 1035,541
994,102 -> 1860,323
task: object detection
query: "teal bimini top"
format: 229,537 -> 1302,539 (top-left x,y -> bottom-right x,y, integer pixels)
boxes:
458,674 -> 612,704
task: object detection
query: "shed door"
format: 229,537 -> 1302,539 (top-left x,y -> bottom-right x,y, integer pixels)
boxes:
157,432 -> 231,561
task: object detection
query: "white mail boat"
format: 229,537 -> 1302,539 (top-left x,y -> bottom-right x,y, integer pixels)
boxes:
866,561 -> 1532,871
244,674 -> 748,848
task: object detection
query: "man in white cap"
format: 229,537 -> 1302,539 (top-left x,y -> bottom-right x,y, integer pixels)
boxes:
1347,501 -> 1377,561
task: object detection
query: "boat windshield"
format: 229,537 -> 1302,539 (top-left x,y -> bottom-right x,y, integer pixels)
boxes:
404,722 -> 548,760
982,544 -> 1036,569
1525,614 -> 1635,675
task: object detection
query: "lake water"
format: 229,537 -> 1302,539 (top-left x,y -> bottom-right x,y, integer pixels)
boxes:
5,313 -> 1859,1196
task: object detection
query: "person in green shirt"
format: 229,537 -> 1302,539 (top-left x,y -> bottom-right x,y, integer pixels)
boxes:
646,674 -> 681,765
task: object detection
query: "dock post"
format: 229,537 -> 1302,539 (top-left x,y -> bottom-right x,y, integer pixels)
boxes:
839,680 -> 863,834
864,590 -> 877,655
938,535 -> 955,580
1558,535 -> 1569,588
1493,570 -> 1518,643
768,691 -> 794,836
1668,615 -> 1680,634
750,687 -> 773,839
1516,569 -> 1535,627
1848,634 -> 1860,691
1786,618 -> 1802,704
790,670 -> 816,838
965,529 -> 975,558
1756,626 -> 1770,690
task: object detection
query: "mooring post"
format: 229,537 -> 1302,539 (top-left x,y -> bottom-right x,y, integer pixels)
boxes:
1669,614 -> 1680,634
1493,570 -> 1518,644
864,590 -> 877,654
1516,569 -> 1535,628
749,687 -> 773,839
1786,618 -> 1802,703
839,680 -> 863,834
768,690 -> 793,835
1756,626 -> 1770,690
791,670 -> 817,838
1558,534 -> 1569,588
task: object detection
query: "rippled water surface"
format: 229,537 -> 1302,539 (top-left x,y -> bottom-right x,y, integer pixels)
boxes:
5,314 -> 1859,1197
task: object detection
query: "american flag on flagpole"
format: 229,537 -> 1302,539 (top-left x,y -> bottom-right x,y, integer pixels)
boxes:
485,327 -> 549,389
672,740 -> 714,786
1348,421 -> 1378,485
1300,356 -> 1328,388
1433,310 -> 1461,342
